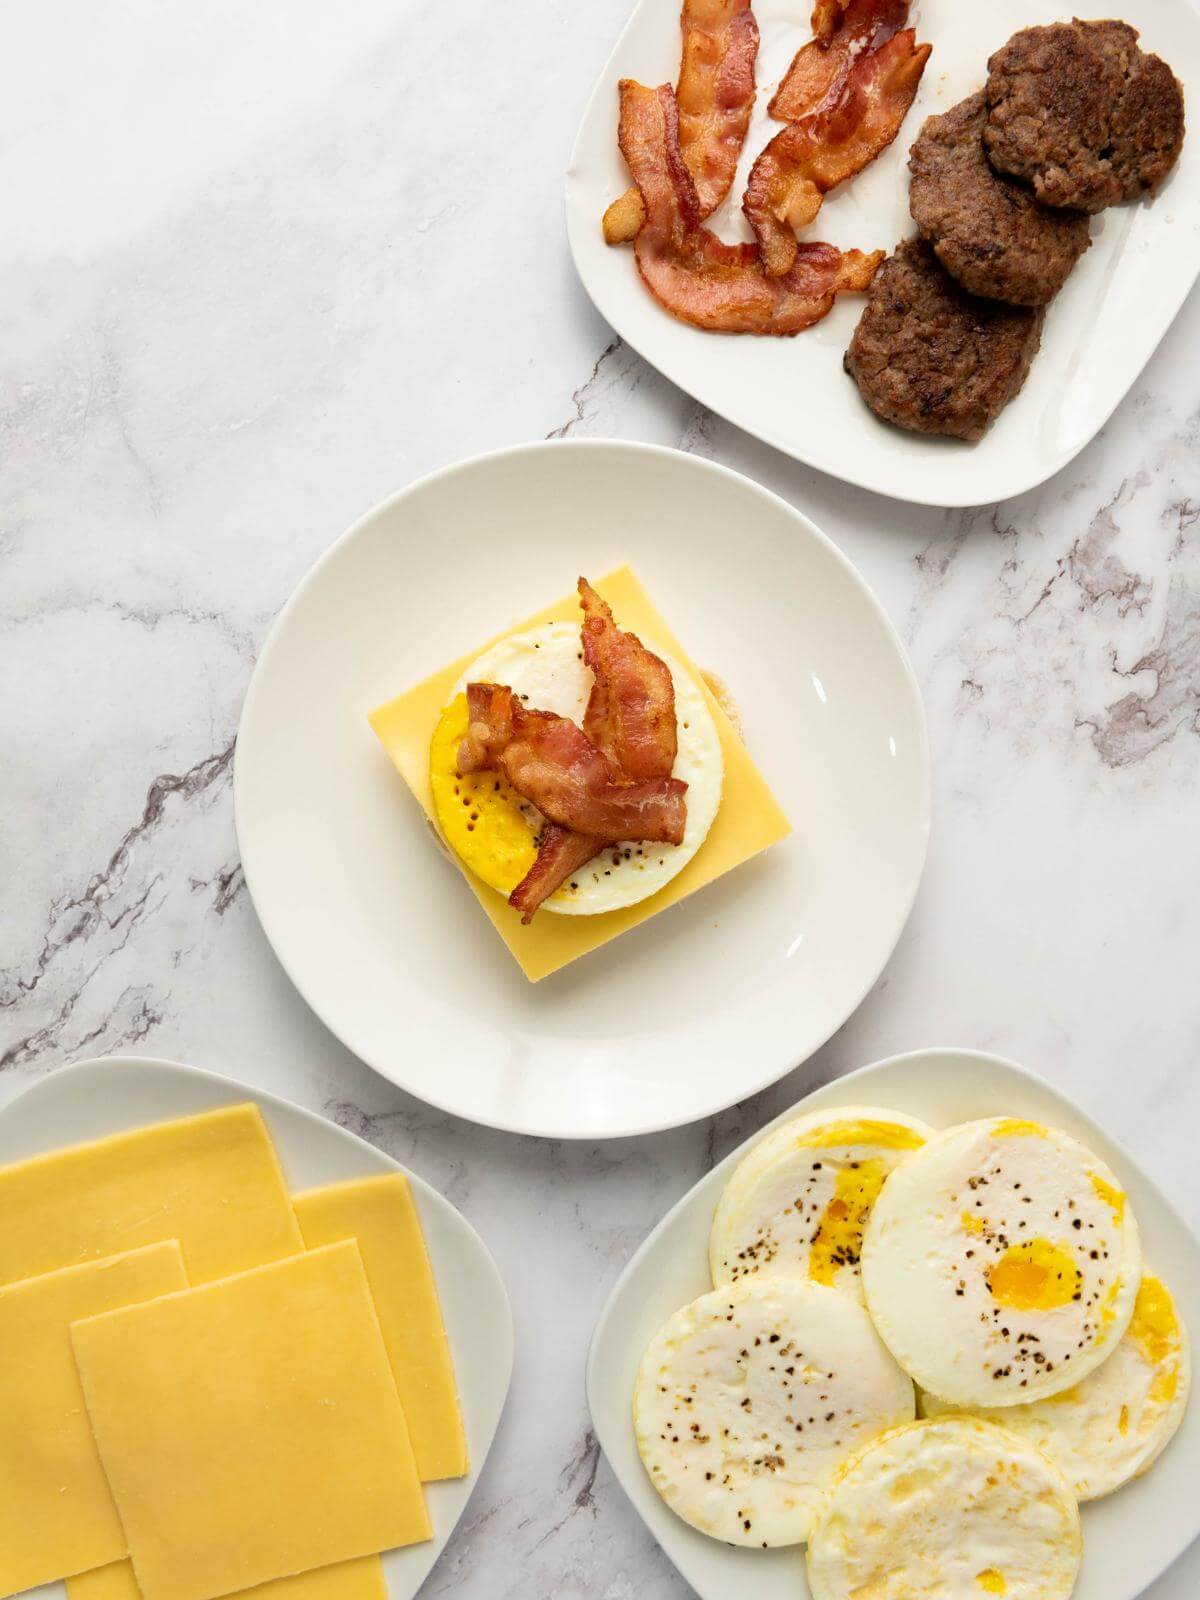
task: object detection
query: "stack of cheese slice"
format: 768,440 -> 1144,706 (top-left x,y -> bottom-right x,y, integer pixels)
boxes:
0,1103 -> 466,1600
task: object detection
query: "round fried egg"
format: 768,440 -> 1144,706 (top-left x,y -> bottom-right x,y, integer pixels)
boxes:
633,1276 -> 914,1547
923,1271 -> 1190,1499
861,1118 -> 1142,1406
806,1415 -> 1082,1600
709,1107 -> 934,1300
429,622 -> 723,914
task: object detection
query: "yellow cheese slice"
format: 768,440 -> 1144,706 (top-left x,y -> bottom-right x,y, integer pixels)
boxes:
293,1174 -> 467,1481
0,1242 -> 188,1600
0,1104 -> 303,1287
69,1557 -> 386,1600
71,1241 -> 431,1600
368,565 -> 791,981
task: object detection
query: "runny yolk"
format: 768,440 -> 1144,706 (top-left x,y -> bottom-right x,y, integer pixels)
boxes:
986,1239 -> 1080,1311
809,1158 -> 888,1285
976,1571 -> 1007,1594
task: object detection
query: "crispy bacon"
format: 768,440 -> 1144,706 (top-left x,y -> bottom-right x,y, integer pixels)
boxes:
508,826 -> 600,924
505,580 -> 683,921
810,0 -> 849,44
579,578 -> 677,781
618,79 -> 881,333
769,0 -> 909,123
746,29 -> 930,275
458,683 -> 687,848
604,0 -> 760,244
458,681 -> 514,774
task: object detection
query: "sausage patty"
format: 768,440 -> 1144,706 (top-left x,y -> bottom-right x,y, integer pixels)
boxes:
984,19 -> 1185,212
844,238 -> 1044,441
909,92 -> 1090,305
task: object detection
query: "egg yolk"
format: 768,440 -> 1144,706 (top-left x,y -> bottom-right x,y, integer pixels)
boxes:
986,1239 -> 1081,1311
1089,1171 -> 1126,1224
991,1119 -> 1046,1139
809,1158 -> 888,1285
793,1119 -> 925,1153
1130,1275 -> 1180,1374
429,693 -> 537,895
976,1571 -> 1007,1594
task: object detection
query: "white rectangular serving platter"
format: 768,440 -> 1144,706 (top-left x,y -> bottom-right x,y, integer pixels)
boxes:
566,0 -> 1200,507
586,1047 -> 1200,1600
0,1055 -> 514,1600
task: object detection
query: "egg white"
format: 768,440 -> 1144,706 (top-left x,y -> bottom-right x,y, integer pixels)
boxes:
709,1106 -> 934,1301
448,622 -> 722,914
922,1270 -> 1190,1500
806,1415 -> 1082,1600
633,1275 -> 914,1547
861,1118 -> 1142,1407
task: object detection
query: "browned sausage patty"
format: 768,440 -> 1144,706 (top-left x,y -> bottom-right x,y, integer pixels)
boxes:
984,19 -> 1185,212
909,92 -> 1090,306
844,238 -> 1044,440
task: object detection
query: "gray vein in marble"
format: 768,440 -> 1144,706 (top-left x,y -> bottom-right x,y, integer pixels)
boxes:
0,739 -> 235,1070
1081,576 -> 1200,767
545,337 -> 623,439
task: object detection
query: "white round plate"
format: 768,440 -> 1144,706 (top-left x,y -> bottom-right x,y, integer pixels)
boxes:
587,1047 -> 1200,1600
0,1054 -> 513,1600
566,0 -> 1200,508
235,440 -> 930,1139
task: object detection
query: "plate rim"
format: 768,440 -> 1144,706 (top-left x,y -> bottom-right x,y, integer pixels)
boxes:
0,1051 -> 515,1600
586,1044 -> 1200,1600
234,437 -> 932,1141
563,0 -> 1200,509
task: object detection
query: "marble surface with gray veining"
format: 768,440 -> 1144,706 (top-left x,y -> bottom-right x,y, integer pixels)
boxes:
2,2 -> 1199,1596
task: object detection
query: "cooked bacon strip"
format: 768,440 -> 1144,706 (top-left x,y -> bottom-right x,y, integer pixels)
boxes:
458,683 -> 687,847
506,579 -> 683,921
579,578 -> 677,781
618,79 -> 881,333
746,29 -> 930,275
811,0 -> 850,44
769,0 -> 909,123
604,0 -> 760,244
508,826 -> 600,924
458,681 -> 514,774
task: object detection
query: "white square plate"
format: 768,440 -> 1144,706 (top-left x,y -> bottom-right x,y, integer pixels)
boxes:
586,1047 -> 1200,1600
0,1055 -> 513,1600
566,0 -> 1200,507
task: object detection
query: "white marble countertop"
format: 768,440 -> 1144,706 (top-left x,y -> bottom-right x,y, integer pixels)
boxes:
2,2 -> 1198,1596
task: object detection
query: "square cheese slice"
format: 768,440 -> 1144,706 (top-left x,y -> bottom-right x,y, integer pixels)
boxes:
71,1241 -> 430,1600
368,565 -> 791,980
0,1104 -> 303,1287
293,1175 -> 467,1481
0,1242 -> 188,1600
69,1557 -> 386,1600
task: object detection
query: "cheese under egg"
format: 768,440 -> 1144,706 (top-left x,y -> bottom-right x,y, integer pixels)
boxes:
806,1415 -> 1083,1600
429,623 -> 723,915
861,1118 -> 1142,1407
633,1275 -> 914,1547
709,1106 -> 934,1301
922,1271 -> 1190,1500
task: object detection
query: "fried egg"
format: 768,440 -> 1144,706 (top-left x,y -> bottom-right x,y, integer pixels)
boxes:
922,1271 -> 1190,1499
861,1118 -> 1142,1406
633,1275 -> 915,1546
429,622 -> 723,914
709,1107 -> 934,1300
806,1415 -> 1082,1600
